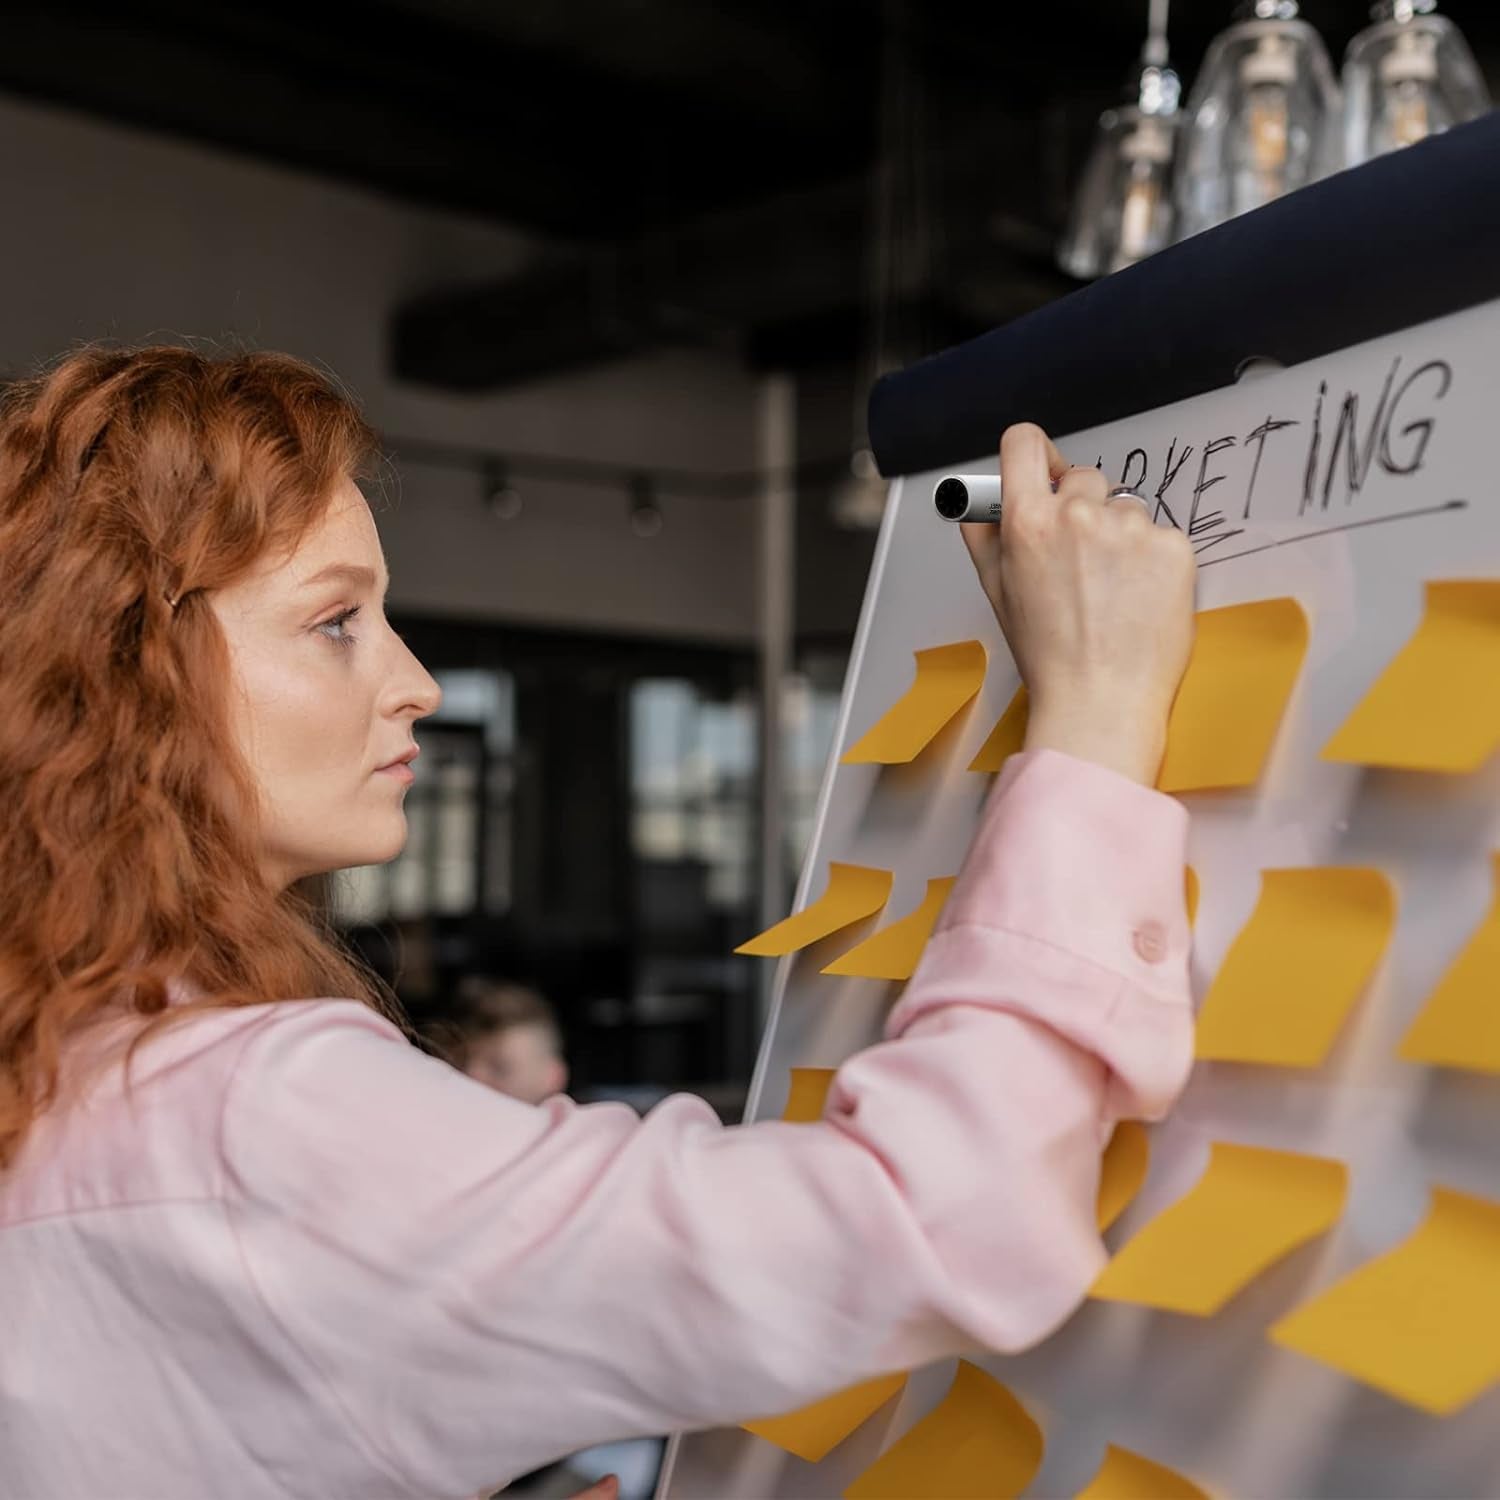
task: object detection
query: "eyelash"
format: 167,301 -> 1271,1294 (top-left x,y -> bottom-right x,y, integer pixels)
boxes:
317,605 -> 361,648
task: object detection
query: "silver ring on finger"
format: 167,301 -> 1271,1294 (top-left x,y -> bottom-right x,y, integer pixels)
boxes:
1106,485 -> 1152,514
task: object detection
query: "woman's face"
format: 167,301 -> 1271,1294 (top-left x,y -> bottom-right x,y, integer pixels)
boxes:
211,480 -> 442,888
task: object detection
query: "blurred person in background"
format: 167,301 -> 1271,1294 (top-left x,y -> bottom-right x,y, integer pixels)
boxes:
429,977 -> 570,1105
0,344 -> 1196,1498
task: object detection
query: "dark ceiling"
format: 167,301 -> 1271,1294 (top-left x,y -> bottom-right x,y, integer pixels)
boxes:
5,1 -> 1497,387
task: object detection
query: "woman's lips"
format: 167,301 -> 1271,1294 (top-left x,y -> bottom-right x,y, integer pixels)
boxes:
375,747 -> 418,785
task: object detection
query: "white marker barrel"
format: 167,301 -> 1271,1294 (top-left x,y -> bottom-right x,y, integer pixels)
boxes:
932,474 -> 1002,522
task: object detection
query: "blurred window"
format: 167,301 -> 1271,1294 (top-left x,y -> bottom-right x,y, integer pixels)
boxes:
629,678 -> 757,913
331,668 -> 516,925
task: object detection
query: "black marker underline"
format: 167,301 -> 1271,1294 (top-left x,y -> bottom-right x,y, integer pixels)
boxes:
1197,499 -> 1469,568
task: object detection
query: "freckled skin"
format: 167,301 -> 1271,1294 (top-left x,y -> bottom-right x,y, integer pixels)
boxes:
210,480 -> 442,888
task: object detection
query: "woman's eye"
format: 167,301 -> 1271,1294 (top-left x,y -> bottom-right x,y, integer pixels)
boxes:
317,605 -> 361,647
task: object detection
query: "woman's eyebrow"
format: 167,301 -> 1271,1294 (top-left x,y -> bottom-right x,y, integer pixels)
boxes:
297,562 -> 386,595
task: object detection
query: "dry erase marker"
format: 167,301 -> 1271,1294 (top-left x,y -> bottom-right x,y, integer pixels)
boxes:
933,474 -> 1002,522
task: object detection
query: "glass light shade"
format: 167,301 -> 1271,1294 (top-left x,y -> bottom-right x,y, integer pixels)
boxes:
1343,7 -> 1490,166
1058,103 -> 1181,279
1173,16 -> 1341,241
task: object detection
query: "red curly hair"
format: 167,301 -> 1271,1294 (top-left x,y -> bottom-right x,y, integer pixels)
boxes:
0,344 -> 397,1167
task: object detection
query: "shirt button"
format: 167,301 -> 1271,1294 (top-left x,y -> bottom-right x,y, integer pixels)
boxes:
1132,921 -> 1169,964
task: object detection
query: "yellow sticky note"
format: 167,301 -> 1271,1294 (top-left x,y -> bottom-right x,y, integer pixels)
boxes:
1157,597 -> 1308,793
1398,853 -> 1500,1074
1091,1142 -> 1347,1315
969,685 -> 1028,773
822,878 -> 956,981
1098,1122 -> 1151,1233
1185,867 -> 1200,927
844,1360 -> 1043,1500
736,863 -> 893,957
1194,867 -> 1395,1066
1271,1186 -> 1500,1415
744,1372 -> 907,1465
784,1067 -> 836,1123
843,641 -> 987,764
1324,580 -> 1500,772
1076,1444 -> 1210,1500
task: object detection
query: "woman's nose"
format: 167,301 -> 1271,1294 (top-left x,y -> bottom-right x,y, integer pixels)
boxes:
391,634 -> 442,719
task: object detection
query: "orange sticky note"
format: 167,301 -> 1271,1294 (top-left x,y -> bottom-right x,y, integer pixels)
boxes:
822,878 -> 956,981
1185,867 -> 1200,927
1194,867 -> 1395,1066
969,685 -> 1028,773
783,1067 -> 836,1123
1398,853 -> 1500,1074
736,863 -> 893,957
1324,580 -> 1500,772
844,1360 -> 1043,1500
1076,1444 -> 1210,1500
843,641 -> 987,764
1098,1122 -> 1151,1233
744,1372 -> 908,1465
1157,598 -> 1309,793
1271,1186 -> 1500,1415
1091,1142 -> 1347,1316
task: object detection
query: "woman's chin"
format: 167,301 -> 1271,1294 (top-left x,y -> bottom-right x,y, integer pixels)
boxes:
336,810 -> 410,871
360,824 -> 409,868
272,806 -> 410,885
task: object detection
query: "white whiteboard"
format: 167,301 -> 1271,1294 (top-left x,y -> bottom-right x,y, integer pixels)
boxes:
660,295 -> 1500,1500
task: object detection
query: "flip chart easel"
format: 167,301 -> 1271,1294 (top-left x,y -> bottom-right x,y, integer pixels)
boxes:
659,289 -> 1500,1499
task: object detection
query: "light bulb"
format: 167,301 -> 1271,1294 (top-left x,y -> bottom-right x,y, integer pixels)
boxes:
1233,36 -> 1295,212
1372,30 -> 1448,149
1380,80 -> 1435,147
1248,86 -> 1290,171
1114,112 -> 1176,268
1117,171 -> 1161,266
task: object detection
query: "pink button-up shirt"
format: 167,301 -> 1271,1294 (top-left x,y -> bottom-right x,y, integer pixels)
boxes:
0,750 -> 1192,1498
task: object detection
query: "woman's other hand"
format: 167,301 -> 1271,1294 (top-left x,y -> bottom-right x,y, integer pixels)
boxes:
962,422 -> 1197,786
569,1476 -> 619,1500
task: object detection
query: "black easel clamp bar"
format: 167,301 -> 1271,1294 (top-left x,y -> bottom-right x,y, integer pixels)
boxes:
868,110 -> 1500,479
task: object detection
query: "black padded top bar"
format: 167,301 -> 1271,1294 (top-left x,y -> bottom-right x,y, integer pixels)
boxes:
868,109 -> 1500,477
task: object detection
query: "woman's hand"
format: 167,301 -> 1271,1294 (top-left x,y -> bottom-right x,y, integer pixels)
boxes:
569,1476 -> 619,1500
962,422 -> 1197,786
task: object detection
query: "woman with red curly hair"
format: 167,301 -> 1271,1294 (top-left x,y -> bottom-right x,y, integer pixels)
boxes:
0,345 -> 1197,1498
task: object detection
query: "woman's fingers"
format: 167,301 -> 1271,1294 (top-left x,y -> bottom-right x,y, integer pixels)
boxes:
1054,463 -> 1111,507
998,420 -> 1067,485
998,423 -> 1067,541
568,1477 -> 620,1500
962,420 -> 1198,785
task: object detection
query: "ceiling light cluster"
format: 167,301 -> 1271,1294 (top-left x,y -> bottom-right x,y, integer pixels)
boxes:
1059,0 -> 1489,281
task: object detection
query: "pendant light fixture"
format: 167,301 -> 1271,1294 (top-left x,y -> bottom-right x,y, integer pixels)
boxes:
1173,0 -> 1341,242
1058,0 -> 1183,280
1342,0 -> 1490,166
